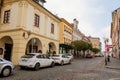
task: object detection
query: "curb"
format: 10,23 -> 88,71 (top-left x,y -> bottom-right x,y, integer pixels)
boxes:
106,66 -> 120,70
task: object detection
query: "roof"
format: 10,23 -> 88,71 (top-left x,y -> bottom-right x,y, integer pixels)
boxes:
61,18 -> 73,28
32,0 -> 61,21
40,0 -> 46,3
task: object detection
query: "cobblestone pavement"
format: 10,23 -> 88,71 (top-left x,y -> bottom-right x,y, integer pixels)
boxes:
106,57 -> 120,70
0,57 -> 120,80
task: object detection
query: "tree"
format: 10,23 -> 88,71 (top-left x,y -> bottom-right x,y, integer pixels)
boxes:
91,48 -> 100,54
71,40 -> 92,57
71,40 -> 81,56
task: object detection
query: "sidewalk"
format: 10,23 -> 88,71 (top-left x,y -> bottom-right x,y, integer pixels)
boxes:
106,57 -> 120,70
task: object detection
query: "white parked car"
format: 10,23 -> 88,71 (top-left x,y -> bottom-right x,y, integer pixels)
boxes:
64,53 -> 74,60
0,58 -> 14,77
52,54 -> 71,65
19,53 -> 55,70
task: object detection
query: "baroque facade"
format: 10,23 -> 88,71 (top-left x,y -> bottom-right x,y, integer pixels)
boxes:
59,18 -> 73,54
0,0 -> 60,65
88,36 -> 101,50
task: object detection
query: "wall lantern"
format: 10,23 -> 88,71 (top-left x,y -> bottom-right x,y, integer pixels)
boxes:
23,31 -> 31,39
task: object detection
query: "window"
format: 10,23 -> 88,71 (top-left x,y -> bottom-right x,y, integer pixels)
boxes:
36,55 -> 43,58
51,23 -> 54,34
3,10 -> 10,23
64,25 -> 66,31
0,48 -> 3,55
29,45 -> 38,53
0,59 -> 3,62
34,14 -> 39,27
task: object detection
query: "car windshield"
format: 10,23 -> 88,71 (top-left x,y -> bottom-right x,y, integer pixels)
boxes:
21,54 -> 35,58
52,55 -> 60,57
0,59 -> 3,62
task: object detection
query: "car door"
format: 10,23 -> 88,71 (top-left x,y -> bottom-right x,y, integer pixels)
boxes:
64,55 -> 70,63
0,58 -> 4,67
44,55 -> 52,66
62,55 -> 68,64
42,55 -> 50,66
36,55 -> 46,67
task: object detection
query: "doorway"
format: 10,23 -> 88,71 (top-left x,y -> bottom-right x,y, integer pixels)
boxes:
4,43 -> 13,61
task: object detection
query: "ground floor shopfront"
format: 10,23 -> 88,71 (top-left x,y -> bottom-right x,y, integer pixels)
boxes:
59,44 -> 73,54
0,29 -> 59,65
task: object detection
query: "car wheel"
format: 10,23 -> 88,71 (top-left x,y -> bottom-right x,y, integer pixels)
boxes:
20,66 -> 25,69
61,61 -> 64,66
51,62 -> 55,67
1,66 -> 11,77
69,60 -> 71,64
34,63 -> 40,70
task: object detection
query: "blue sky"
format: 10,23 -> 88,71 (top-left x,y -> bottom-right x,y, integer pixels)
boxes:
44,0 -> 120,51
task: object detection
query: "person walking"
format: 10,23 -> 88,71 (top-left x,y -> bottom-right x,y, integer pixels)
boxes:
104,52 -> 107,65
107,54 -> 110,62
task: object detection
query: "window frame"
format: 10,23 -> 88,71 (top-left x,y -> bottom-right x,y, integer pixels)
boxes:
3,10 -> 10,23
51,23 -> 54,34
34,14 -> 40,27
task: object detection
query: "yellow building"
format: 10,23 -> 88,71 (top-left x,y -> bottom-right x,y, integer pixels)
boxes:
88,36 -> 101,50
0,0 -> 60,65
59,18 -> 73,54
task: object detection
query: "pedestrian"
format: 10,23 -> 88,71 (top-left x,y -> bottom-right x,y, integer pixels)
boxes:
107,54 -> 110,62
38,50 -> 42,53
46,50 -> 50,58
53,51 -> 56,56
104,52 -> 107,65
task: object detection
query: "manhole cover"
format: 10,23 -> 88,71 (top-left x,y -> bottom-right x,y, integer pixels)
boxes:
109,78 -> 120,80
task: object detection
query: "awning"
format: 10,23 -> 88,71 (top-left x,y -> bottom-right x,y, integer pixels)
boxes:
59,44 -> 73,49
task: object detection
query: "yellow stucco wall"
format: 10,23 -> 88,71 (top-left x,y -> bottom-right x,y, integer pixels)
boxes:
0,29 -> 59,65
0,0 -> 60,65
90,38 -> 100,49
59,18 -> 73,44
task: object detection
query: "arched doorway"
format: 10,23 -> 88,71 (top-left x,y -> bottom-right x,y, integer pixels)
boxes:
0,36 -> 13,61
48,42 -> 56,54
26,38 -> 42,54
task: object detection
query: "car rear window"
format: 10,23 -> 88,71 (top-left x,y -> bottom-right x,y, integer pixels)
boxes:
65,54 -> 71,56
21,54 -> 35,58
